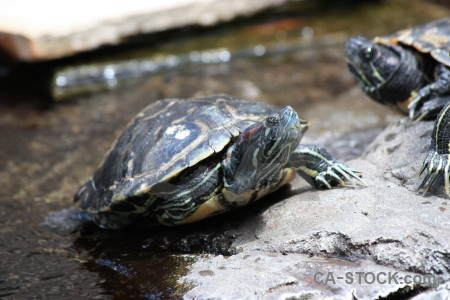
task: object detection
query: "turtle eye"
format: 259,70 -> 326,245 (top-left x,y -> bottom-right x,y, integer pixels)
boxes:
359,46 -> 377,62
268,128 -> 278,140
266,116 -> 279,127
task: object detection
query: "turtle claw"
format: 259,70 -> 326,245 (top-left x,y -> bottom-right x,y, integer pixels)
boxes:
327,171 -> 347,186
408,70 -> 450,120
417,151 -> 450,196
408,91 -> 447,121
316,174 -> 332,189
315,162 -> 366,189
408,90 -> 429,120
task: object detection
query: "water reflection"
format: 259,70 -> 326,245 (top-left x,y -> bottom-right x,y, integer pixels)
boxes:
70,220 -> 237,299
52,34 -> 345,100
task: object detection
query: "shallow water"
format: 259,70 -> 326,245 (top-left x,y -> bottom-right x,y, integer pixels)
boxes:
0,0 -> 449,298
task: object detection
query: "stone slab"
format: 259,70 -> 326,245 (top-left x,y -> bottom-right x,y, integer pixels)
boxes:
0,0 -> 292,62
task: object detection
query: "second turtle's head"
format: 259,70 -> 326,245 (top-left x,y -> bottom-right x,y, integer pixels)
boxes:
223,106 -> 308,194
345,37 -> 401,101
345,36 -> 428,111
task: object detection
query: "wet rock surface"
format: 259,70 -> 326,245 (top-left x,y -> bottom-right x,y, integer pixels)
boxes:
179,119 -> 450,298
183,252 -> 438,299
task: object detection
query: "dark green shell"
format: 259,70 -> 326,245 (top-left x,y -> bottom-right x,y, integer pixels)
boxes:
375,17 -> 450,66
75,94 -> 279,212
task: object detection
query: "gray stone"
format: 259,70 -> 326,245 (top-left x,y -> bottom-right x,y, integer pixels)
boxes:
183,252 -> 444,299
412,283 -> 450,300
180,118 -> 450,298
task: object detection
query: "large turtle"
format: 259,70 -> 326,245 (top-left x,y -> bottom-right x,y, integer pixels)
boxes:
345,18 -> 450,195
72,94 -> 364,229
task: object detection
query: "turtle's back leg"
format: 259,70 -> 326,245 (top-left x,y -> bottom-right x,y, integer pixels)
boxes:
418,103 -> 450,195
288,144 -> 366,189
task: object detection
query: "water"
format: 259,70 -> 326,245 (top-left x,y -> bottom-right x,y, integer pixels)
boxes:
0,0 -> 448,298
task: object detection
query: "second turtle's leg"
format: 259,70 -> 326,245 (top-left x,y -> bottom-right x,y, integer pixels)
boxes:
418,103 -> 450,195
289,144 -> 365,189
409,64 -> 450,120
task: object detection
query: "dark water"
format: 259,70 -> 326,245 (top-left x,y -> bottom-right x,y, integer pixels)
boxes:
0,0 -> 449,298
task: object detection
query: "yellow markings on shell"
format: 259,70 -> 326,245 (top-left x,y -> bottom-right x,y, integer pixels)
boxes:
165,124 -> 184,135
374,34 -> 402,46
140,99 -> 178,121
415,32 -> 450,50
119,97 -> 267,191
165,123 -> 192,140
136,119 -> 213,184
215,97 -> 266,123
175,129 -> 190,140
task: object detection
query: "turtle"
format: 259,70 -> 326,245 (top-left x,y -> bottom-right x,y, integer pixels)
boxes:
345,17 -> 450,195
72,94 -> 365,229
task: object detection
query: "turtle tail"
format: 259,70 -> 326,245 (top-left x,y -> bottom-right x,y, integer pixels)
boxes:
44,206 -> 86,234
44,206 -> 131,233
73,179 -> 132,229
74,179 -> 99,210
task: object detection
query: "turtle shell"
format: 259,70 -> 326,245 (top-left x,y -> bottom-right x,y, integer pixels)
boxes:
374,17 -> 450,67
75,94 -> 279,212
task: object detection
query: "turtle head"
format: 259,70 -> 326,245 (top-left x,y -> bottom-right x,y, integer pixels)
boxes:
345,36 -> 425,110
223,106 -> 308,195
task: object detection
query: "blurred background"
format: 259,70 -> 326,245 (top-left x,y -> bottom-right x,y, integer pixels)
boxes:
0,0 -> 449,298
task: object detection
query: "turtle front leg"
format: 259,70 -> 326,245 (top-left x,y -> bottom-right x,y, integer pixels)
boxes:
289,144 -> 366,189
408,64 -> 450,120
418,103 -> 450,195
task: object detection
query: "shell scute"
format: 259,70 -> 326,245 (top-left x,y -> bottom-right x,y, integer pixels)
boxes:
375,17 -> 450,66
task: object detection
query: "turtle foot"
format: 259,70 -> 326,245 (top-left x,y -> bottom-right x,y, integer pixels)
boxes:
408,91 -> 448,121
314,161 -> 367,189
408,66 -> 450,120
418,151 -> 450,196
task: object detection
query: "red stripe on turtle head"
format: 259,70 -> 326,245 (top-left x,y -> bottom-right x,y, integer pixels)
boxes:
239,123 -> 263,143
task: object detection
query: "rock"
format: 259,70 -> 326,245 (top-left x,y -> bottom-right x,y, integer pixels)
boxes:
179,118 -> 450,298
364,118 -> 435,194
183,252 -> 440,299
412,283 -> 450,300
0,0 -> 296,62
